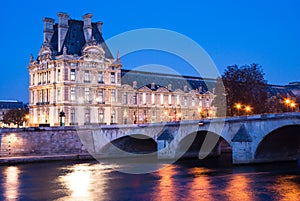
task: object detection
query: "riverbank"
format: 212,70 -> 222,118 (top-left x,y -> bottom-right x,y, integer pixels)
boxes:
0,153 -> 94,165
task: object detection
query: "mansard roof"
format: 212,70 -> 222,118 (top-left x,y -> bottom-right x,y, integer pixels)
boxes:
267,84 -> 295,97
121,69 -> 216,93
50,19 -> 113,59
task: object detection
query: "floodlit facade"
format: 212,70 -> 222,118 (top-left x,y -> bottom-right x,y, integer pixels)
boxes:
28,13 -> 216,126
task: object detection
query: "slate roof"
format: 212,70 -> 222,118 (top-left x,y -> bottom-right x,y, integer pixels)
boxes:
50,19 -> 113,59
121,69 -> 216,92
266,84 -> 295,97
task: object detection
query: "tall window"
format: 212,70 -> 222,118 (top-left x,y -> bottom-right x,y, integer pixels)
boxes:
84,70 -> 90,82
84,108 -> 90,124
111,89 -> 116,102
57,69 -> 61,82
70,109 -> 76,124
151,93 -> 155,104
160,94 -> 164,105
192,97 -> 195,106
123,92 -> 128,105
70,69 -> 76,81
111,72 -> 115,83
98,109 -> 104,123
84,88 -> 90,103
111,110 -> 116,123
168,94 -> 172,105
133,93 -> 137,105
57,89 -> 61,101
71,87 -> 76,101
98,90 -> 104,103
98,72 -> 103,83
184,96 -> 187,106
142,93 -> 146,104
32,91 -> 35,104
176,95 -> 180,105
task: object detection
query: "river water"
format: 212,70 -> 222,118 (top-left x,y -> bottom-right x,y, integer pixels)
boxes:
0,155 -> 300,201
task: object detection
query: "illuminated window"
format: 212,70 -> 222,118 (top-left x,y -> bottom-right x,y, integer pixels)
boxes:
70,69 -> 76,81
70,87 -> 76,101
142,93 -> 146,104
160,94 -> 164,105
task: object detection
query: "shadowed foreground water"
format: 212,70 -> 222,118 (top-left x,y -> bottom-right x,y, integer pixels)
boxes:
0,155 -> 300,201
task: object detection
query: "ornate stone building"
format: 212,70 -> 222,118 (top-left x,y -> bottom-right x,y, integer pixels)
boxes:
28,13 -> 216,126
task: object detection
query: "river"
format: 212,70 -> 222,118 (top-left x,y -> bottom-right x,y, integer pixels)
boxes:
0,155 -> 300,201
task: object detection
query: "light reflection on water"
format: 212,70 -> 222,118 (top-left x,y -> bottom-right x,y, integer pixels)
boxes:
57,163 -> 119,201
3,166 -> 20,200
0,159 -> 300,201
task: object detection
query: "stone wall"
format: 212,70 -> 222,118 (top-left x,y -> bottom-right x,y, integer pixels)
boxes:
0,127 -> 87,157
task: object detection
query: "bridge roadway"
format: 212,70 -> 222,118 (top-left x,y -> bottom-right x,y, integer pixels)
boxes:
77,112 -> 300,164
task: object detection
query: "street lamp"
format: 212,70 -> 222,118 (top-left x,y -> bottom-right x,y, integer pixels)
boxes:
59,111 -> 65,126
235,103 -> 242,116
245,106 -> 251,115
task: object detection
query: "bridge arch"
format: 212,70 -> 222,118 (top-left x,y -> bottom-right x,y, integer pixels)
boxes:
100,134 -> 157,155
175,130 -> 231,160
254,125 -> 300,162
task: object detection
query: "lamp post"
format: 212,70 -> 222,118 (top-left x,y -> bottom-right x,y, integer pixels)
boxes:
59,111 -> 65,126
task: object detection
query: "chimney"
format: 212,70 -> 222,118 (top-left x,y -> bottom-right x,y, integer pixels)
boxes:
97,21 -> 103,35
57,12 -> 69,53
83,13 -> 93,42
42,17 -> 54,43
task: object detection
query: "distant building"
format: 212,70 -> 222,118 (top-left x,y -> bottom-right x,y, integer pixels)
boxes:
28,13 -> 216,126
0,100 -> 25,127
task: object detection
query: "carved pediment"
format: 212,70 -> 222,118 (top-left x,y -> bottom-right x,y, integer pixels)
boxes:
82,38 -> 105,61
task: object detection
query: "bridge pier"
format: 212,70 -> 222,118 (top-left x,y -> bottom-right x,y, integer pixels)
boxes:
232,142 -> 254,164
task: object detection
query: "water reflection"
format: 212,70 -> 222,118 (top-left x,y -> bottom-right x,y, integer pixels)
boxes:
3,166 -> 20,200
270,175 -> 300,201
225,174 -> 254,200
57,163 -> 117,201
155,165 -> 177,201
188,167 -> 213,200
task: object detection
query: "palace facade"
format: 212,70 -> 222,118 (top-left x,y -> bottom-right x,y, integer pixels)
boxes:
28,13 -> 216,126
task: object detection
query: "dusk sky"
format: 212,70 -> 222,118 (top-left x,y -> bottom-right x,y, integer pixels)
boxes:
0,0 -> 299,102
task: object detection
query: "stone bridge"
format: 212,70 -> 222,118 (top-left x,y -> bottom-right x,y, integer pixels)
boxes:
77,112 -> 300,164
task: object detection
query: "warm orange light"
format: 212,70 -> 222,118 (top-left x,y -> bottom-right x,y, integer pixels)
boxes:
284,98 -> 291,105
245,106 -> 251,112
235,103 -> 242,109
290,102 -> 296,108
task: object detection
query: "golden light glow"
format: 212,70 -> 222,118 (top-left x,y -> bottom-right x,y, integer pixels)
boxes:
245,106 -> 251,112
269,175 -> 300,201
188,168 -> 212,200
225,174 -> 254,200
235,103 -> 242,109
290,102 -> 296,108
284,98 -> 291,105
4,166 -> 20,200
155,165 -> 176,201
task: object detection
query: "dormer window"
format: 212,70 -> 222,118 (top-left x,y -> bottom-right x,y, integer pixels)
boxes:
111,72 -> 115,83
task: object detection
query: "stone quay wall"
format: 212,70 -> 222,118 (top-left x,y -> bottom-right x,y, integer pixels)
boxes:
0,127 -> 87,157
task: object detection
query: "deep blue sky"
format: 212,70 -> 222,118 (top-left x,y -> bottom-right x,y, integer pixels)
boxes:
0,0 -> 299,102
